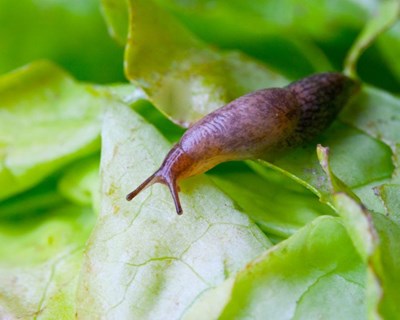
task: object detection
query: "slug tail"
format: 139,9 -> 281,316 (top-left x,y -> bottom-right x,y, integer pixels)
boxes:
126,172 -> 158,201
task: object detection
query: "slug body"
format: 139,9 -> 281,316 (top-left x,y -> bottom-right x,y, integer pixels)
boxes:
127,72 -> 359,214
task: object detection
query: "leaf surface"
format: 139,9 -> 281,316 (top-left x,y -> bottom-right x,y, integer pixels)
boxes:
77,102 -> 271,318
184,216 -> 366,320
0,61 -> 106,200
0,205 -> 95,319
124,0 -> 286,127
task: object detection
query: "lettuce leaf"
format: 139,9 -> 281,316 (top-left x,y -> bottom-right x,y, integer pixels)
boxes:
0,0 -> 124,83
378,21 -> 400,85
317,145 -> 400,319
0,205 -> 95,319
209,165 -> 333,239
77,101 -> 272,318
184,216 -> 366,320
344,0 -> 400,78
58,155 -> 100,209
0,61 -> 106,201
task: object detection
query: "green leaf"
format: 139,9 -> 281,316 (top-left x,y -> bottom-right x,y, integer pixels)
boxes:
101,0 -> 129,46
339,85 -> 400,210
102,0 -> 334,78
93,83 -> 185,141
0,0 -> 124,83
317,144 -> 400,319
375,184 -> 400,224
131,99 -> 186,143
184,216 -> 366,320
334,193 -> 400,319
344,0 -> 400,78
209,163 -> 333,239
58,155 -> 100,209
0,177 -> 64,219
158,0 -> 372,77
124,0 -> 286,127
316,145 -> 359,199
157,0 -> 368,40
172,2 -> 361,50
0,61 -> 107,201
378,21 -> 400,85
341,86 -> 400,149
0,205 -> 95,319
77,102 -> 272,318
253,121 -> 393,209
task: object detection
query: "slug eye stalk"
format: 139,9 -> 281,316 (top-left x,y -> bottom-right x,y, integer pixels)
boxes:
126,171 -> 183,215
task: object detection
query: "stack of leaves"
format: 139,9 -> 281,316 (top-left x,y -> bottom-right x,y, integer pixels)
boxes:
0,0 -> 399,319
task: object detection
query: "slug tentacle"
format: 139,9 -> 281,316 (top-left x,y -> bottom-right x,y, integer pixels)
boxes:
126,72 -> 359,215
166,178 -> 182,215
126,172 -> 159,201
126,169 -> 183,214
126,144 -> 193,214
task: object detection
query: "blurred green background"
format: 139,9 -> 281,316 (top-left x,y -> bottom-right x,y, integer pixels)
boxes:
0,0 -> 125,83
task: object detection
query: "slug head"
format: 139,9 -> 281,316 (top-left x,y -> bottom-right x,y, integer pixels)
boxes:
126,145 -> 194,215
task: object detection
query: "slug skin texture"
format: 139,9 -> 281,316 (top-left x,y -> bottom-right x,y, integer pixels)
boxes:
126,72 -> 360,214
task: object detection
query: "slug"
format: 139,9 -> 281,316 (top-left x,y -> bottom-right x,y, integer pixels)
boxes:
126,72 -> 359,214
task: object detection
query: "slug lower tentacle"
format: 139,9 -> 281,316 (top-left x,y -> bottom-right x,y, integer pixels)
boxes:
126,72 -> 360,214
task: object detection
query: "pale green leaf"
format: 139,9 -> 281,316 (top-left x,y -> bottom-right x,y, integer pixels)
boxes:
76,102 -> 271,318
185,216 -> 366,320
58,155 -> 100,210
0,61 -> 106,200
0,205 -> 95,319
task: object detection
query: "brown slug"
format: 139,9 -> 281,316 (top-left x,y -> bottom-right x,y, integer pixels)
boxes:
126,72 -> 359,214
